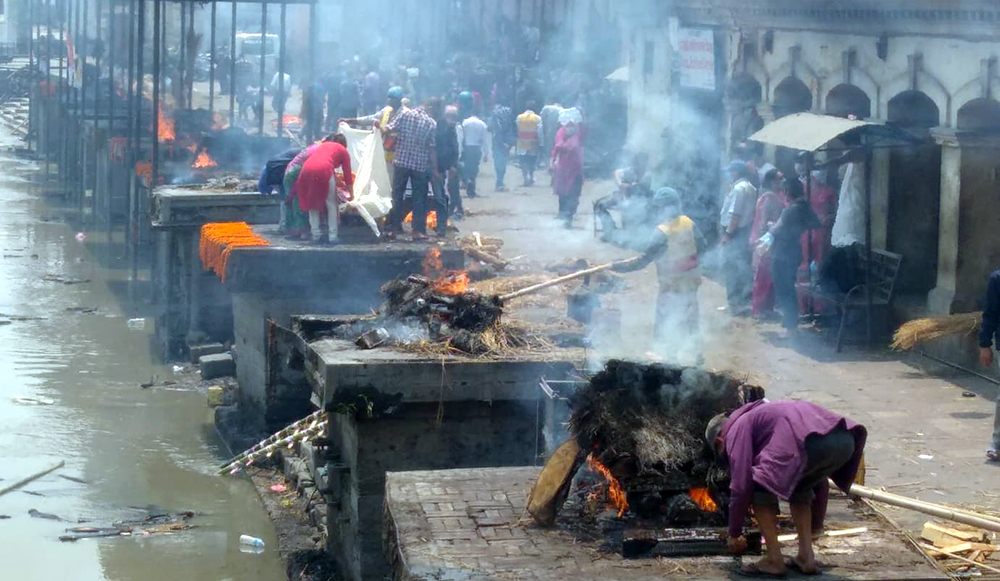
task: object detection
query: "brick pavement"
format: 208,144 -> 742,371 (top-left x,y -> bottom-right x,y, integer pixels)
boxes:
455,166 -> 1000,534
384,467 -> 944,581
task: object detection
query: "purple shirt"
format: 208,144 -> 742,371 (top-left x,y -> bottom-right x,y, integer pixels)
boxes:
721,400 -> 867,537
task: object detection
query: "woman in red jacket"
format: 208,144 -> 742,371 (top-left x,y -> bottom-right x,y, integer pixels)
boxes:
296,134 -> 354,243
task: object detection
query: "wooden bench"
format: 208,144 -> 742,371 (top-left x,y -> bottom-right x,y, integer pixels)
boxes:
802,248 -> 903,352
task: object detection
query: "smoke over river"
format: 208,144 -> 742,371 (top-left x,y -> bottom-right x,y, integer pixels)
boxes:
0,129 -> 283,580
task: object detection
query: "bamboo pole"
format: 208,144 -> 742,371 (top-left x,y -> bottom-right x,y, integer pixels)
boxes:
847,483 -> 1000,532
499,263 -> 613,302
218,411 -> 327,475
0,460 -> 65,497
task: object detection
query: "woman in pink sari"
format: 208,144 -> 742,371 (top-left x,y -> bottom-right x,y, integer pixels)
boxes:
750,169 -> 787,319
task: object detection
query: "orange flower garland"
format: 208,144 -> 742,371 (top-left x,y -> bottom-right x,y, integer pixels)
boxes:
199,222 -> 270,283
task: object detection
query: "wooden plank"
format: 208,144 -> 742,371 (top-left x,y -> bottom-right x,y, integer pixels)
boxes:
527,439 -> 582,525
921,521 -> 986,547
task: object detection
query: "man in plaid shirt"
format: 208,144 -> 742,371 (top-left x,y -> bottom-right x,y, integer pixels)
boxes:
386,101 -> 438,240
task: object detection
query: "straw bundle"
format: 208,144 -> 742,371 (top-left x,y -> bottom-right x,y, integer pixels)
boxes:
570,360 -> 757,473
890,312 -> 982,351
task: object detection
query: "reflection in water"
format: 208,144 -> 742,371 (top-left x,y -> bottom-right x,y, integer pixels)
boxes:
0,133 -> 283,579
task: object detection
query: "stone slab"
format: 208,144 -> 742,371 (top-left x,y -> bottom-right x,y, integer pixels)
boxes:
190,342 -> 227,362
200,352 -> 235,379
384,467 -> 947,581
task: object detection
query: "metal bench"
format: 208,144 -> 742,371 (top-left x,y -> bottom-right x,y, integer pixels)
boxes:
803,248 -> 903,352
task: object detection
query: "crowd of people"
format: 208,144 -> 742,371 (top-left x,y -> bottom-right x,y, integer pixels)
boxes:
258,80 -> 590,243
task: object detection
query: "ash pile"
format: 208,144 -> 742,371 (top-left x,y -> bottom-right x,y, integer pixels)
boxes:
529,360 -> 766,558
315,273 -> 581,357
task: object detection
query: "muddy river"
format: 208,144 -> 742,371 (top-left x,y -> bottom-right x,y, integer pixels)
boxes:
0,132 -> 283,579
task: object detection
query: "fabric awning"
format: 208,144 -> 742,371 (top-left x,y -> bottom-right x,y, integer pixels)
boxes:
605,66 -> 629,82
748,112 -> 877,152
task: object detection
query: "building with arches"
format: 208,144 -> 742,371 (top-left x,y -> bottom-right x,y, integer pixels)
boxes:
619,1 -> 1000,342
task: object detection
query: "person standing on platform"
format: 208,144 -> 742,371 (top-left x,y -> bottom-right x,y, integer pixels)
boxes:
385,101 -> 437,241
295,134 -> 353,245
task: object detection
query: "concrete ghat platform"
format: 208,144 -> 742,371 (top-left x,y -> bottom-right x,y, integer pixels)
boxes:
384,467 -> 947,581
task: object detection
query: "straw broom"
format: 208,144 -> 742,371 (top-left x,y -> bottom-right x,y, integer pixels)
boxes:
891,312 -> 982,351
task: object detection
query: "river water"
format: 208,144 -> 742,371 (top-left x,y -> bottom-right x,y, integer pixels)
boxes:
0,130 -> 284,579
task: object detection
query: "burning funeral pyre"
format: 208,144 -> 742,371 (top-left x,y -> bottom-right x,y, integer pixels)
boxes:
528,360 -> 767,558
304,249 -> 586,357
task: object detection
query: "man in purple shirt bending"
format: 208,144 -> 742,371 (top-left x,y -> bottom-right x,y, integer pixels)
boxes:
705,400 -> 867,577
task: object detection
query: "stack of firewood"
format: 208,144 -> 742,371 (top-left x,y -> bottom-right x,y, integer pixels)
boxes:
920,521 -> 1000,575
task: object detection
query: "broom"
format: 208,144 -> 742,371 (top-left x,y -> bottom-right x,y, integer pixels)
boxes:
890,312 -> 983,351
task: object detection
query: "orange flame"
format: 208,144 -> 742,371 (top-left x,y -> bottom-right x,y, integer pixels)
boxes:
421,248 -> 469,295
586,454 -> 629,517
688,487 -> 719,512
192,150 -> 218,169
274,114 -> 302,127
157,107 -> 176,141
405,210 -> 438,231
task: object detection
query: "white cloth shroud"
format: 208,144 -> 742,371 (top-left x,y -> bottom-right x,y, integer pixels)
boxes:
831,161 -> 865,248
337,122 -> 392,236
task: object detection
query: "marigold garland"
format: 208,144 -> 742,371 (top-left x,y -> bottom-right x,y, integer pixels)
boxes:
199,222 -> 270,283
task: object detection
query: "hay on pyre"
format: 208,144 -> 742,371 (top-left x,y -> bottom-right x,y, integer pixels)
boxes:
570,360 -> 765,477
317,274 -> 580,357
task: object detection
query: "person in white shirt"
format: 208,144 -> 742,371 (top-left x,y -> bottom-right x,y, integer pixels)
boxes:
720,160 -> 758,315
270,72 -> 292,114
459,113 -> 489,199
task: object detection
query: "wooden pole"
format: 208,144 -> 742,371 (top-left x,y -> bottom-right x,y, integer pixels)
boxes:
0,460 -> 66,497
847,482 -> 1000,532
499,263 -> 613,302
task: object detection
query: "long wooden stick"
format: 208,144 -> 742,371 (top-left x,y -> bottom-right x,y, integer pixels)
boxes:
0,460 -> 65,497
499,263 -> 614,302
847,482 -> 1000,532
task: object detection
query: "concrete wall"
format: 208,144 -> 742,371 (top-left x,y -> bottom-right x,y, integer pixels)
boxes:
328,399 -> 544,581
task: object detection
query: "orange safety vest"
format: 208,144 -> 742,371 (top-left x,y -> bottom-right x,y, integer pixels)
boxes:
655,215 -> 701,292
379,106 -> 399,164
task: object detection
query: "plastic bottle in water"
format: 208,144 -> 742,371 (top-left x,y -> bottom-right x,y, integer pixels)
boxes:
240,534 -> 265,549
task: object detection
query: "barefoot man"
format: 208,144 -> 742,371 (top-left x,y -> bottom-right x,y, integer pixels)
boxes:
705,400 -> 867,577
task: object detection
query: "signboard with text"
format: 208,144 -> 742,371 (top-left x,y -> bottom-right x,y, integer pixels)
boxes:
677,28 -> 716,91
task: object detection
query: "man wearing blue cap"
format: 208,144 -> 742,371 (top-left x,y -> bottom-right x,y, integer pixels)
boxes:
342,86 -> 408,179
612,188 -> 704,365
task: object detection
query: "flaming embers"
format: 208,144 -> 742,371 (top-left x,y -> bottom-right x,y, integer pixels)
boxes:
422,248 -> 469,295
688,487 -> 719,512
157,107 -> 176,142
586,454 -> 629,518
405,210 -> 440,231
192,150 -> 218,169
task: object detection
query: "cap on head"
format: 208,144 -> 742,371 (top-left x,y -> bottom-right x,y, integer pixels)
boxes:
705,413 -> 729,455
458,91 -> 473,103
387,86 -> 405,100
653,187 -> 681,209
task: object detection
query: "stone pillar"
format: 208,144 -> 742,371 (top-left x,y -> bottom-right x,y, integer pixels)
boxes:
927,129 -> 962,314
870,148 -> 891,248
